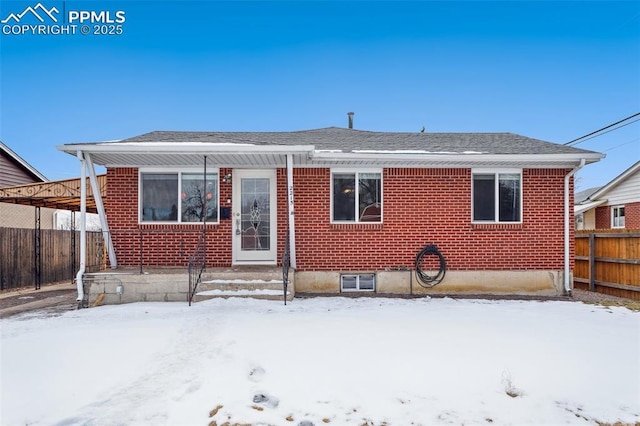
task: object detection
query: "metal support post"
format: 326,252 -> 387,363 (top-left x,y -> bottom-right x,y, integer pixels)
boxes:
34,206 -> 41,290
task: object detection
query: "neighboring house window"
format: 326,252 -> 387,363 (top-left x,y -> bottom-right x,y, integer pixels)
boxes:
332,171 -> 382,223
472,171 -> 522,222
140,171 -> 219,223
612,206 -> 625,228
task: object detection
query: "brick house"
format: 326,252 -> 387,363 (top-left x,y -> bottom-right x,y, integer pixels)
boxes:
58,126 -> 603,303
575,160 -> 640,230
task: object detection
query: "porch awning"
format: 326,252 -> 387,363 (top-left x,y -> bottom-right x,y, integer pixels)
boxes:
0,174 -> 106,213
57,143 -> 316,168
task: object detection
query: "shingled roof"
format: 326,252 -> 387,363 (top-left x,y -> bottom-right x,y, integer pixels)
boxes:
117,127 -> 596,156
59,127 -> 604,169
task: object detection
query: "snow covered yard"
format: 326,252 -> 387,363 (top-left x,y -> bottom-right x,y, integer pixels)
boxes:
1,297 -> 638,425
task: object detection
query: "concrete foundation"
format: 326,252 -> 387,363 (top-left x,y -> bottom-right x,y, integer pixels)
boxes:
83,267 -> 294,306
83,267 -> 567,307
84,270 -> 189,306
295,269 -> 566,296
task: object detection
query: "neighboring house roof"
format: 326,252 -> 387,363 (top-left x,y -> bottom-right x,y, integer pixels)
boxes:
574,186 -> 605,215
0,140 -> 48,186
575,199 -> 607,216
574,160 -> 640,215
584,160 -> 640,202
575,186 -> 602,204
58,127 -> 604,169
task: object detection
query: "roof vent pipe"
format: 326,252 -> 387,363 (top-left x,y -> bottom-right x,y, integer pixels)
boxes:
347,112 -> 354,129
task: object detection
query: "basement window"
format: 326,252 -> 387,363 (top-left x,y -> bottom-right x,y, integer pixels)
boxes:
341,274 -> 376,292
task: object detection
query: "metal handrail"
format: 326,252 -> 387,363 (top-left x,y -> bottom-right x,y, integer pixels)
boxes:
282,229 -> 290,305
188,232 -> 207,306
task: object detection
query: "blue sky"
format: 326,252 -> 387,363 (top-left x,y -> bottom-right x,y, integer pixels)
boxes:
1,1 -> 638,191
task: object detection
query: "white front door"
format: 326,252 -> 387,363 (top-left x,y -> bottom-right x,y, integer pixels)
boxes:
232,169 -> 277,264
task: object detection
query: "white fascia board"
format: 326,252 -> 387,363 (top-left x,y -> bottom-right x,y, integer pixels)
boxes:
57,143 -> 316,155
310,151 -> 605,165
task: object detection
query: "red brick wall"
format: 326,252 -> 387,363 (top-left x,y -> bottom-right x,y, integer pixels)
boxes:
293,168 -> 571,271
596,202 -> 640,229
107,167 -> 236,267
627,202 -> 640,229
106,167 -> 572,271
595,205 -> 610,229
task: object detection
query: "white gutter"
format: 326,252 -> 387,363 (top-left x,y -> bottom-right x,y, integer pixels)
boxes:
57,143 -> 316,155
75,151 -> 87,302
85,153 -> 118,268
311,151 -> 604,164
286,154 -> 297,268
57,143 -> 603,164
564,159 -> 586,295
56,143 -> 605,170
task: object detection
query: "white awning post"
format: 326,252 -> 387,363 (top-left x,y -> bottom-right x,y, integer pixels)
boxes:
75,151 -> 87,302
564,159 -> 586,295
85,153 -> 117,268
286,154 -> 297,268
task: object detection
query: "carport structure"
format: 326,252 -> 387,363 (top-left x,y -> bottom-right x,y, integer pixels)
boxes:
0,175 -> 106,213
0,174 -> 110,289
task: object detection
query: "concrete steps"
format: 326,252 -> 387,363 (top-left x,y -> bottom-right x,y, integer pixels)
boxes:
193,267 -> 293,302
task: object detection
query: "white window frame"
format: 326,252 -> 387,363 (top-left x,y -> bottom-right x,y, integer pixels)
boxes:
330,168 -> 383,224
471,168 -> 523,224
138,168 -> 220,225
611,205 -> 625,229
341,274 -> 376,292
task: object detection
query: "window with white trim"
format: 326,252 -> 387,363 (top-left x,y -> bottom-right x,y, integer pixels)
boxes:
472,171 -> 522,222
341,274 -> 376,292
612,206 -> 625,228
332,171 -> 382,223
140,171 -> 219,223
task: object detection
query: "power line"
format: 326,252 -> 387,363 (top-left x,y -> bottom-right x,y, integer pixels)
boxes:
564,112 -> 640,146
603,137 -> 640,152
570,118 -> 640,146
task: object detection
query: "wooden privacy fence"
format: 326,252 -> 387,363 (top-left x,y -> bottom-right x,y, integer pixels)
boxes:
574,229 -> 640,300
0,227 -> 105,290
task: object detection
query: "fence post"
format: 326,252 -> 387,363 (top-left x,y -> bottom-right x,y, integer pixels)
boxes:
34,206 -> 41,290
589,233 -> 596,292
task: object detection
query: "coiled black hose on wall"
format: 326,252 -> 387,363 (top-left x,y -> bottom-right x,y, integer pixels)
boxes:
414,244 -> 447,288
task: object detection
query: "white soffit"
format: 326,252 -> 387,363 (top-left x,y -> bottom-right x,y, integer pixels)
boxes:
57,142 -> 602,169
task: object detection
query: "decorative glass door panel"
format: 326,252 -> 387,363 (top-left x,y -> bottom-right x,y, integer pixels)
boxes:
241,178 -> 270,251
232,170 -> 277,263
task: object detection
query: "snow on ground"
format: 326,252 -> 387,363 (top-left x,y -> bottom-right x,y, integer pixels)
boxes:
1,297 -> 639,425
